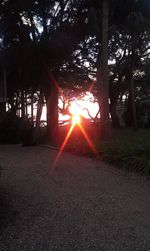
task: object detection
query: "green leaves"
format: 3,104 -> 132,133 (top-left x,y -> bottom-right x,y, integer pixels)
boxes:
100,130 -> 150,174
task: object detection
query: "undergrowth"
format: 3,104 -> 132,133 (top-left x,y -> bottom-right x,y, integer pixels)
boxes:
99,129 -> 150,175
42,125 -> 150,175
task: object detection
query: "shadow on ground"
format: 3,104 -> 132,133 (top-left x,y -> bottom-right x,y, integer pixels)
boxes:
0,186 -> 18,231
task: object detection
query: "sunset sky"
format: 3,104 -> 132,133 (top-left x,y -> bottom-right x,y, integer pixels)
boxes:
41,92 -> 99,123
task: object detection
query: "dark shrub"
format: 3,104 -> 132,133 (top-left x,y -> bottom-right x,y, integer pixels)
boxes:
21,119 -> 35,146
0,111 -> 22,144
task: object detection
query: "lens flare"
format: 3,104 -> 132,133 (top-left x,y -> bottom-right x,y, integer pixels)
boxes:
72,114 -> 81,125
88,80 -> 96,93
43,70 -> 98,176
49,122 -> 98,175
49,124 -> 75,175
49,104 -> 98,174
78,123 -> 98,156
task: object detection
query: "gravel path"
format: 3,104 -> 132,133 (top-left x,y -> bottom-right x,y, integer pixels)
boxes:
0,145 -> 150,251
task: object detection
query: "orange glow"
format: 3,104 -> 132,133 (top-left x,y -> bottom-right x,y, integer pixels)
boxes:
69,103 -> 80,116
67,93 -> 99,121
49,124 -> 75,175
78,123 -> 98,156
41,69 -> 98,175
72,113 -> 81,125
88,80 -> 96,93
49,122 -> 98,175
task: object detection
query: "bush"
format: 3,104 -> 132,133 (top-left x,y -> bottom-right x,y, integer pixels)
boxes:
0,111 -> 22,144
21,119 -> 35,146
99,130 -> 150,175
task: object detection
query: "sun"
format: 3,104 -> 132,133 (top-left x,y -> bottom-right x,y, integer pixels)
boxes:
69,102 -> 81,125
71,113 -> 81,125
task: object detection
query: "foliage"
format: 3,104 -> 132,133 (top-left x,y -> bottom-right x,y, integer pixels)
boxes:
99,129 -> 150,174
21,118 -> 35,146
0,111 -> 22,144
55,126 -> 150,175
0,0 -> 150,137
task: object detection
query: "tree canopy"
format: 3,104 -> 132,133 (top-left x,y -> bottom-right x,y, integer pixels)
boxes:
0,0 -> 150,143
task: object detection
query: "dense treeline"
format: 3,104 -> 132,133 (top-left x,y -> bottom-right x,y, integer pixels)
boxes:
0,0 -> 150,144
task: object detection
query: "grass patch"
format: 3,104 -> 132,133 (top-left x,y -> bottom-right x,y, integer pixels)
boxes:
98,129 -> 150,175
60,127 -> 150,175
39,125 -> 150,175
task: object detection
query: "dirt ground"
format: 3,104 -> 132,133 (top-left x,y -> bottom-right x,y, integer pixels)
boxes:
0,145 -> 150,251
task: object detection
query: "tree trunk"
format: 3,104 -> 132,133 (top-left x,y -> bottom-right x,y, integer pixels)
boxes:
46,84 -> 58,145
21,90 -> 25,120
25,93 -> 28,117
31,90 -> 34,124
129,70 -> 137,130
0,68 -> 7,122
36,92 -> 44,128
110,100 -> 120,128
0,102 -> 6,123
97,0 -> 110,139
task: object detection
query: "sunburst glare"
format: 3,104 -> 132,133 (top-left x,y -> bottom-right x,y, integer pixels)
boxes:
71,113 -> 81,125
